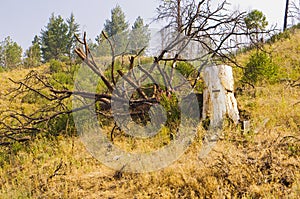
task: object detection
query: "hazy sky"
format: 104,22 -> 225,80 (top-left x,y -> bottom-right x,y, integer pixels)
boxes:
0,0 -> 287,51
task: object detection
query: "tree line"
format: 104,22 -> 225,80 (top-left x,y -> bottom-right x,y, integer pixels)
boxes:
0,5 -> 150,70
2,1 -> 300,71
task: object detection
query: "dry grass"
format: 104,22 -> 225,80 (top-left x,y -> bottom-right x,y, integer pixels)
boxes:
0,65 -> 48,111
0,79 -> 299,198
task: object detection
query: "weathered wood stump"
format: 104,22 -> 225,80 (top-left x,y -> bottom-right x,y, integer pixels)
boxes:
199,64 -> 240,158
202,64 -> 240,130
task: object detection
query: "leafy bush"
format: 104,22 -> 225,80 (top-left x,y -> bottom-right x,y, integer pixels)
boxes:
242,51 -> 278,85
21,91 -> 45,104
159,93 -> 181,129
0,66 -> 5,73
268,23 -> 300,44
49,63 -> 80,89
49,59 -> 65,73
52,72 -> 73,85
268,31 -> 291,43
175,61 -> 195,78
45,114 -> 75,137
293,22 -> 300,29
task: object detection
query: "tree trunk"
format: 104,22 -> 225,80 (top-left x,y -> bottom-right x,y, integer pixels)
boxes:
284,0 -> 290,31
202,65 -> 240,130
176,0 -> 182,32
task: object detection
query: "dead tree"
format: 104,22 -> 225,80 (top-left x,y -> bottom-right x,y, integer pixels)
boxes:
284,0 -> 290,31
282,0 -> 300,30
0,0 -> 273,144
288,0 -> 300,26
202,64 -> 240,129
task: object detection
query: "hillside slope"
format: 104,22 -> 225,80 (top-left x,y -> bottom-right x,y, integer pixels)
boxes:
0,31 -> 299,198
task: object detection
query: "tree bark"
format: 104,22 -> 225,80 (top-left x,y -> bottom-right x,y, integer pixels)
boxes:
202,65 -> 240,130
284,0 -> 290,31
176,0 -> 182,32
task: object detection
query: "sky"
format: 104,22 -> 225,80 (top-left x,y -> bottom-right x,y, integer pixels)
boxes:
0,0 -> 287,52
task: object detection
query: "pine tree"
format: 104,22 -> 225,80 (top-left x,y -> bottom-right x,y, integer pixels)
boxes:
24,35 -> 41,67
97,5 -> 129,55
104,5 -> 129,37
244,10 -> 268,43
40,13 -> 79,62
129,16 -> 150,54
0,36 -> 22,69
95,33 -> 111,56
66,13 -> 80,60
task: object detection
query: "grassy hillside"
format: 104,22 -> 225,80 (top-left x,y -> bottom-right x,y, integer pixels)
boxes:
0,31 -> 299,198
235,28 -> 300,83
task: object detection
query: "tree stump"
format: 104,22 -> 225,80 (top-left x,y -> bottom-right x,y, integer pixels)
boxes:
202,64 -> 240,130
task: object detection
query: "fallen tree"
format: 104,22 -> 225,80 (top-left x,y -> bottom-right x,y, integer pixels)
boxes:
0,0 -> 274,145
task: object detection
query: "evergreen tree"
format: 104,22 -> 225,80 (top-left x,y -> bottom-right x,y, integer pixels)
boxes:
40,13 -> 80,62
66,13 -> 80,60
96,5 -> 129,55
40,14 -> 68,61
24,35 -> 41,67
95,33 -> 111,56
0,36 -> 22,69
104,5 -> 129,37
129,16 -> 150,54
0,44 -> 4,68
244,10 -> 268,43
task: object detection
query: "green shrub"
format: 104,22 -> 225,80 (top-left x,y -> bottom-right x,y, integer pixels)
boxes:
0,66 -> 5,73
46,114 -> 75,136
52,72 -> 73,85
59,55 -> 71,63
242,51 -> 278,85
22,91 -> 42,104
49,63 -> 80,89
69,63 -> 80,75
49,59 -> 65,73
268,31 -> 291,43
268,23 -> 300,44
175,61 -> 195,78
293,22 -> 300,29
159,93 -> 181,129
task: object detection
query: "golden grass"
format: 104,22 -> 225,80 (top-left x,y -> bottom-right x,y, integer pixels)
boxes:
0,81 -> 299,198
0,65 -> 48,110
